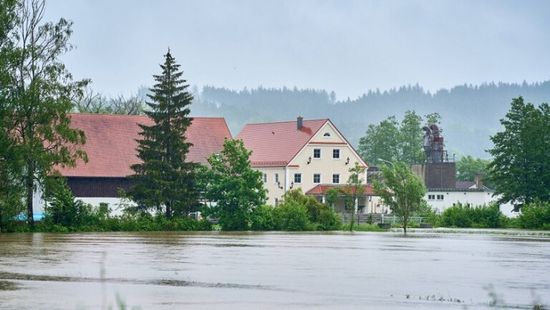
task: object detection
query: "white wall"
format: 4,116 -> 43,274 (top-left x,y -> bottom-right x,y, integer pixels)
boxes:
425,190 -> 517,217
76,197 -> 135,216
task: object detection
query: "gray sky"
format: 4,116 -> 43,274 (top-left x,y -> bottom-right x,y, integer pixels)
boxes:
45,0 -> 550,99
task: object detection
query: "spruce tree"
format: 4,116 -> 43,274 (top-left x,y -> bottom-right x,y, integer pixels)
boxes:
130,50 -> 198,218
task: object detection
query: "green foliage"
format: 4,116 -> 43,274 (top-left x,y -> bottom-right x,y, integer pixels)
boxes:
456,155 -> 492,187
425,112 -> 441,125
400,111 -> 425,164
250,205 -> 276,231
250,190 -> 341,231
273,201 -> 312,231
38,201 -> 211,233
517,201 -> 550,230
325,188 -> 339,209
130,50 -> 199,218
440,203 -> 505,228
358,111 -> 427,165
488,97 -> 550,207
1,0 -> 88,226
202,139 -> 266,231
343,162 -> 366,231
358,116 -> 400,165
374,162 -> 426,234
342,223 -> 387,232
280,189 -> 341,231
414,201 -> 441,227
44,181 -> 96,228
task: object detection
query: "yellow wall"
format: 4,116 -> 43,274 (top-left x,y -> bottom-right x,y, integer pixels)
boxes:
255,121 -> 367,206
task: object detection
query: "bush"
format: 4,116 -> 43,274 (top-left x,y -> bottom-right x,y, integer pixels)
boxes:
343,223 -> 386,232
415,201 -> 441,227
44,183 -> 97,228
441,203 -> 505,228
281,189 -> 341,230
517,202 -> 550,230
250,205 -> 275,231
273,201 -> 312,231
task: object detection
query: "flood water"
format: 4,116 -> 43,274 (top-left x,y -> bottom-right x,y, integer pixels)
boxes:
0,231 -> 548,309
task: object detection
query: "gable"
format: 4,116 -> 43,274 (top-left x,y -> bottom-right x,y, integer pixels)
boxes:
310,122 -> 347,144
289,120 -> 367,168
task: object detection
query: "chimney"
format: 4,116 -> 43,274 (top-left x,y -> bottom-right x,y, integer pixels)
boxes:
297,116 -> 303,130
474,174 -> 483,189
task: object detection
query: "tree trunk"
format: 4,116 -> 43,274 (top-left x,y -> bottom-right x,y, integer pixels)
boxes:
26,162 -> 34,227
403,215 -> 408,235
165,202 -> 172,219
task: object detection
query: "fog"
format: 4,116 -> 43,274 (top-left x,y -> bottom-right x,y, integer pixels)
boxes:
44,0 -> 550,100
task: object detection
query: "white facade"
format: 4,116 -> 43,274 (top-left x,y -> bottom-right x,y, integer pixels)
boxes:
256,121 -> 367,206
425,189 -> 517,217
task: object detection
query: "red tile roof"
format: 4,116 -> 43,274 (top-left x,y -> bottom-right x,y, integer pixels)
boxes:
56,113 -> 231,177
306,184 -> 376,196
236,119 -> 328,167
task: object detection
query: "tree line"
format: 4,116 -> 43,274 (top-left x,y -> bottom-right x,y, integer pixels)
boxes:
1,0 -> 548,234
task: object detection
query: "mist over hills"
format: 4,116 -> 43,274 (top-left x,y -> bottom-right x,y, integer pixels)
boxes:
189,81 -> 550,159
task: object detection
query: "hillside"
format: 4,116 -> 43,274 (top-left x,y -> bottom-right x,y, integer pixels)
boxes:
190,81 -> 550,158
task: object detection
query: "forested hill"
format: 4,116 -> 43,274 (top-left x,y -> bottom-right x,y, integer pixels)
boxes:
190,81 -> 550,158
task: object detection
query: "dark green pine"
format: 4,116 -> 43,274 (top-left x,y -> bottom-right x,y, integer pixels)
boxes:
130,50 -> 198,218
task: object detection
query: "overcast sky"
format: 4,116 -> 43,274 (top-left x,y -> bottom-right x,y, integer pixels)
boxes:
44,0 -> 550,99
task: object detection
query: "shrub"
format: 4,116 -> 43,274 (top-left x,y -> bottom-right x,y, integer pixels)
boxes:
415,201 -> 441,227
316,207 -> 341,230
517,202 -> 550,230
268,189 -> 341,230
250,205 -> 275,231
44,183 -> 96,228
441,203 -> 505,228
273,201 -> 312,231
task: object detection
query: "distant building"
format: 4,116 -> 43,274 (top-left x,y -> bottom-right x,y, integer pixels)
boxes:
237,117 -> 368,207
413,123 -> 515,216
34,113 -> 232,216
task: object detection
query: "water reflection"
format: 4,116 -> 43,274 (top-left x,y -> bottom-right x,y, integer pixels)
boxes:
0,231 -> 548,309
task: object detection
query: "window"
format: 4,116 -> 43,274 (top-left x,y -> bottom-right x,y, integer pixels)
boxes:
263,173 -> 267,183
313,148 -> 321,158
294,173 -> 302,183
437,194 -> 444,200
323,132 -> 331,137
313,173 -> 321,183
275,173 -> 279,183
333,149 -> 340,159
332,174 -> 340,184
428,194 -> 435,200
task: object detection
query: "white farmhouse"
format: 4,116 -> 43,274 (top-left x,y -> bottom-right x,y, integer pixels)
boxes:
237,117 -> 368,207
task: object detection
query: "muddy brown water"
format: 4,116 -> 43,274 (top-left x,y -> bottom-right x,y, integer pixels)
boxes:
0,231 -> 548,309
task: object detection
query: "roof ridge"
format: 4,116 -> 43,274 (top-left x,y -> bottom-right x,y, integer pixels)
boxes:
69,113 -> 227,120
243,118 -> 329,126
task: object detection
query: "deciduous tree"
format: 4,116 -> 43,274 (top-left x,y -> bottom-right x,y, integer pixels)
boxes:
374,162 -> 426,234
343,162 -> 366,231
487,97 -> 549,207
10,0 -> 87,226
202,139 -> 266,231
358,111 -> 431,165
456,155 -> 492,187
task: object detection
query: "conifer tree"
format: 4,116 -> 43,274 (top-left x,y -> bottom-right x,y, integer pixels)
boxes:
130,50 -> 198,218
